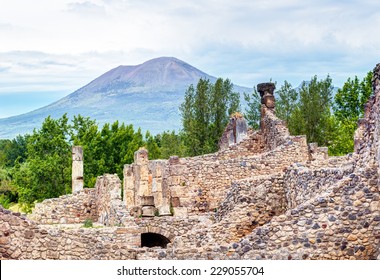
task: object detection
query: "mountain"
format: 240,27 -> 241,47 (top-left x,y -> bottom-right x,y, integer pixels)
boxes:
0,57 -> 252,139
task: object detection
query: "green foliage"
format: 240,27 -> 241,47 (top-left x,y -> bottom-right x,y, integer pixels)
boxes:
243,88 -> 261,129
275,81 -> 298,125
0,194 -> 12,208
327,118 -> 356,156
0,135 -> 29,168
294,75 -> 334,145
156,131 -> 187,159
0,168 -> 17,203
4,114 -> 153,207
334,71 -> 373,121
180,78 -> 241,156
13,115 -> 71,207
331,72 -> 373,155
334,76 -> 361,121
70,115 -> 145,187
145,131 -> 161,160
83,219 -> 93,228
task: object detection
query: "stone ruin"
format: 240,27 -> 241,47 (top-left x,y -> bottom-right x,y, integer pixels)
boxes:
1,64 -> 380,260
72,146 -> 84,193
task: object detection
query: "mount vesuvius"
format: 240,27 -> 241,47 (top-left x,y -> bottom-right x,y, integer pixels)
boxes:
0,57 -> 251,139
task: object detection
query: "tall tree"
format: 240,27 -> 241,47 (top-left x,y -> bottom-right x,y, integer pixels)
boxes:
180,78 -> 241,156
331,71 -> 373,155
275,81 -> 298,125
158,131 -> 187,159
334,71 -> 373,121
0,135 -> 29,168
209,78 -> 241,151
14,115 -> 71,208
293,75 -> 334,145
243,88 -> 261,129
145,131 -> 161,160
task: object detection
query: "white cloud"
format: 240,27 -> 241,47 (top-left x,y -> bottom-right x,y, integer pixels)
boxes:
67,1 -> 107,16
0,0 -> 379,116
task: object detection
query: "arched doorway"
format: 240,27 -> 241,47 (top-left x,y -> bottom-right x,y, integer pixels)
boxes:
141,233 -> 171,248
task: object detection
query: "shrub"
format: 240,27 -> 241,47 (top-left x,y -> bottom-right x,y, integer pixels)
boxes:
83,219 -> 93,228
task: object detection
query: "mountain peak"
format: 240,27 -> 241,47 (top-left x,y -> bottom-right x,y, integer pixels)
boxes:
83,57 -> 212,92
127,56 -> 212,87
0,57 -> 251,139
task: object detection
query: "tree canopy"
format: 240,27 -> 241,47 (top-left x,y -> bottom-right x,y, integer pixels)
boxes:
180,78 -> 241,156
243,72 -> 373,156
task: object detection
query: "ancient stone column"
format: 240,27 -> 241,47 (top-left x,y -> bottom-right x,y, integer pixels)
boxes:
257,82 -> 276,132
257,82 -> 276,109
123,164 -> 135,209
134,148 -> 151,207
72,146 -> 84,193
141,196 -> 155,217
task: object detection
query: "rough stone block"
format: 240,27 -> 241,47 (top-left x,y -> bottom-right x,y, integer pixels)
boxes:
171,197 -> 181,207
173,207 -> 188,218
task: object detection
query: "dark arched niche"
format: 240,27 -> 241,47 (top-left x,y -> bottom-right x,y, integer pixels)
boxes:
141,233 -> 171,248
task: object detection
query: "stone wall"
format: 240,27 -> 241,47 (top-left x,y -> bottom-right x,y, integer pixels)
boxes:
124,124 -> 309,218
355,63 -> 380,174
95,174 -> 128,226
166,136 -> 307,215
212,174 -> 286,244
218,114 -> 249,151
258,82 -> 290,150
29,189 -> 97,224
231,169 -> 380,260
285,161 -> 354,209
150,166 -> 379,260
0,207 -> 140,259
134,216 -> 208,244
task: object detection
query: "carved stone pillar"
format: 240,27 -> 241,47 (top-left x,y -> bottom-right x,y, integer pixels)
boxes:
72,146 -> 84,193
257,82 -> 276,109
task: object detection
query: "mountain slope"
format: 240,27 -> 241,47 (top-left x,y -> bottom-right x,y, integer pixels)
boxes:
0,57 -> 251,139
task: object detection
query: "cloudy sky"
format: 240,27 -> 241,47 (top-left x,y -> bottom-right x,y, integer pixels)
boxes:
0,0 -> 379,118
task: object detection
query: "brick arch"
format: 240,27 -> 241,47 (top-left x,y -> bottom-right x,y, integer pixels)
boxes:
139,226 -> 175,242
141,232 -> 171,248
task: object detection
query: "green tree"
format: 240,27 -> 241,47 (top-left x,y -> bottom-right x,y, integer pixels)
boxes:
327,118 -> 356,156
209,78 -> 241,151
291,75 -> 334,146
0,135 -> 29,168
331,71 -> 373,155
275,81 -> 298,125
243,88 -> 261,129
180,78 -> 241,156
14,115 -> 71,208
193,78 -> 212,154
158,131 -> 187,159
334,71 -> 373,121
0,167 -> 18,208
145,131 -> 161,160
